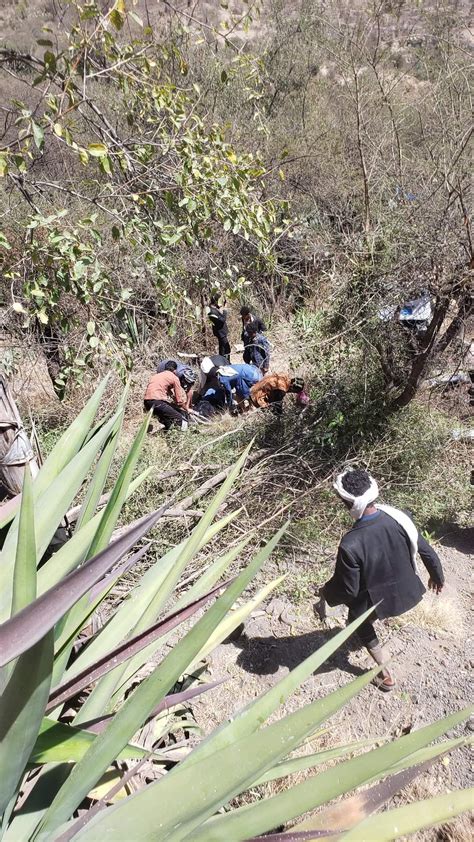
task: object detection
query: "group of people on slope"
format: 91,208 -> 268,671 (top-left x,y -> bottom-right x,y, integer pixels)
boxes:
143,356 -> 307,431
208,298 -> 270,371
143,301 -> 308,432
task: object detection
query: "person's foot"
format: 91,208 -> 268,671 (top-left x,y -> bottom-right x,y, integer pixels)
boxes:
372,669 -> 396,692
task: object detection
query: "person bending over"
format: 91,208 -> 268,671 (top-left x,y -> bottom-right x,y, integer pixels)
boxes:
156,359 -> 196,411
319,468 -> 444,691
218,363 -> 262,411
144,361 -> 189,431
250,373 -> 304,414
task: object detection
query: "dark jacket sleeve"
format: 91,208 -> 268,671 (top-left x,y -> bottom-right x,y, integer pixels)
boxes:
323,545 -> 361,606
417,534 -> 444,585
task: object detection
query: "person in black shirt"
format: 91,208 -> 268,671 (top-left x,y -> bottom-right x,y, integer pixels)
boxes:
319,468 -> 444,691
240,306 -> 266,363
208,296 -> 230,360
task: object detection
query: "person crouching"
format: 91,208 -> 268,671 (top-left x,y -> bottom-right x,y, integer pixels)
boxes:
144,361 -> 189,431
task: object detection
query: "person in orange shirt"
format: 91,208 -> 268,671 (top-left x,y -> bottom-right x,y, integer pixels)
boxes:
144,361 -> 189,431
250,374 -> 304,414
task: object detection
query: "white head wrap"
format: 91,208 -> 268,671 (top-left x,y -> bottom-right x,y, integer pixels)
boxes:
200,357 -> 214,374
333,470 -> 379,520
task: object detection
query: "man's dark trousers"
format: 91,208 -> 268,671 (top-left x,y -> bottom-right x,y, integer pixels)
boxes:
144,399 -> 186,430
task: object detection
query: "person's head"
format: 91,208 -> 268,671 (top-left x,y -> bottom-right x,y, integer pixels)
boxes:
201,357 -> 214,374
240,306 -> 251,318
334,468 -> 378,519
210,294 -> 220,307
164,360 -> 178,372
246,321 -> 259,338
180,368 -> 196,388
288,377 -> 304,394
340,469 -> 372,497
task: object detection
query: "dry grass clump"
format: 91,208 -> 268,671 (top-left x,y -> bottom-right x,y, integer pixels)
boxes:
396,595 -> 463,636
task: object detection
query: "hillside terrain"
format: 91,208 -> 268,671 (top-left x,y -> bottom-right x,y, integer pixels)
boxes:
0,0 -> 472,839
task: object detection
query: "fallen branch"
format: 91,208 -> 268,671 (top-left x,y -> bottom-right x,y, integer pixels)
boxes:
176,449 -> 266,512
111,449 -> 266,539
66,468 -> 202,525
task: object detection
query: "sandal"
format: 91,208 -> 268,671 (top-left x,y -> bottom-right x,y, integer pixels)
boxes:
372,670 -> 396,693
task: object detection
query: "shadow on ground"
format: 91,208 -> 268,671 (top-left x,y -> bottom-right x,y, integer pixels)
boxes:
434,524 -> 474,554
227,624 -> 366,679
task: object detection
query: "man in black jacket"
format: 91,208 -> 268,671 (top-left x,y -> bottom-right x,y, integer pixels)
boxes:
208,296 -> 230,359
319,468 -> 444,691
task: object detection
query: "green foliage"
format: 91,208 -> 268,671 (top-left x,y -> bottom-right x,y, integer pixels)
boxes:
0,1 -> 283,394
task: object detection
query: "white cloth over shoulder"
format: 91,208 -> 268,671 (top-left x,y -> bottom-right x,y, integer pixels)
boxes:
334,470 -> 419,573
377,504 -> 419,574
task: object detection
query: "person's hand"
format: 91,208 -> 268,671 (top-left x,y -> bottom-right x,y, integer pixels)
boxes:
428,578 -> 443,595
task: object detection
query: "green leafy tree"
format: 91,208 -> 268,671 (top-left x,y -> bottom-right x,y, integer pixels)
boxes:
0,0 -> 283,394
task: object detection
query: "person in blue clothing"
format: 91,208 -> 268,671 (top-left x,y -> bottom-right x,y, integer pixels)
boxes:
218,363 -> 262,410
244,322 -> 270,373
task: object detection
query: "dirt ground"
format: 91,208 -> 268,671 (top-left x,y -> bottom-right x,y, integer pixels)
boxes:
192,524 -> 474,838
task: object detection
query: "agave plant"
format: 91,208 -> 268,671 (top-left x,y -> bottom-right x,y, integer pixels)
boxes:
0,381 -> 471,841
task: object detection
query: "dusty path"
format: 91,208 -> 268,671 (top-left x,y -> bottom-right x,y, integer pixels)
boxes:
193,525 -> 473,835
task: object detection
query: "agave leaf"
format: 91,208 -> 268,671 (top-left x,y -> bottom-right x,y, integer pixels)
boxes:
11,467 -> 36,615
72,664 -> 379,842
0,478 -> 54,814
47,581 -> 231,714
108,529 -> 249,707
64,510 -> 239,690
0,410 -> 121,622
0,493 -> 21,531
73,506 -> 242,725
290,748 -> 463,835
248,758 -> 447,840
38,468 -> 152,596
172,533 -> 255,613
339,785 -> 474,841
53,545 -> 149,668
28,718 -> 152,764
177,605 -> 379,775
254,740 -> 375,786
75,400 -> 125,531
80,681 -> 225,734
186,709 -> 472,841
85,411 -> 149,558
32,520 -> 285,839
0,509 -> 164,668
49,545 -> 151,692
34,377 -> 110,497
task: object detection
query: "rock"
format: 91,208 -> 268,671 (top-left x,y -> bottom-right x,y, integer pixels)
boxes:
266,598 -> 286,619
281,608 -> 298,626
